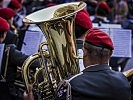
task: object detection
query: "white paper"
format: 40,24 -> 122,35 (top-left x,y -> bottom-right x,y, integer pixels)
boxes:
92,23 -> 98,28
99,23 -> 122,29
21,30 -> 46,55
100,28 -> 110,35
92,23 -> 122,29
110,29 -> 132,57
0,44 -> 5,73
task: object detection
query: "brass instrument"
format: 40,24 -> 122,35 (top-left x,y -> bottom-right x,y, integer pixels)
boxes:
22,2 -> 86,100
123,68 -> 133,78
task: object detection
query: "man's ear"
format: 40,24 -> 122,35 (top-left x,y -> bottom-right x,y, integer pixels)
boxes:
83,47 -> 88,57
109,50 -> 113,56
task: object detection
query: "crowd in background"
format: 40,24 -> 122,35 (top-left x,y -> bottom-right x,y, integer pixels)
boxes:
0,0 -> 133,43
0,0 -> 132,38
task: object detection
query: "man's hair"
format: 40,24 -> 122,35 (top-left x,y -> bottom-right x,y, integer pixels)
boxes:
75,24 -> 88,38
84,42 -> 112,64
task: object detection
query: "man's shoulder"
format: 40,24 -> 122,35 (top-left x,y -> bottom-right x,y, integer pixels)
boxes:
56,73 -> 84,99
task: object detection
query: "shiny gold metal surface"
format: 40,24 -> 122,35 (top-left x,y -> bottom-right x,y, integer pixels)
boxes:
22,2 -> 86,100
123,68 -> 133,78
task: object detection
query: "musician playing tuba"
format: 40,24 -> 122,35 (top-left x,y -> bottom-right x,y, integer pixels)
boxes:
22,1 -> 131,99
24,28 -> 131,100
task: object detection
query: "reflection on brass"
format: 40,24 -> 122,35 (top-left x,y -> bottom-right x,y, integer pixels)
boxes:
23,18 -> 34,23
22,2 -> 86,100
53,1 -> 84,18
53,4 -> 78,18
123,68 -> 133,77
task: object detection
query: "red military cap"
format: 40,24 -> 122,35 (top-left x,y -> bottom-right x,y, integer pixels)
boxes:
97,1 -> 110,14
47,3 -> 56,7
17,0 -> 24,4
0,8 -> 16,20
8,0 -> 21,9
85,28 -> 114,50
0,17 -> 9,31
75,9 -> 92,30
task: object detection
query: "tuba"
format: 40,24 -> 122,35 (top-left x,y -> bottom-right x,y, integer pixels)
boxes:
22,2 -> 86,100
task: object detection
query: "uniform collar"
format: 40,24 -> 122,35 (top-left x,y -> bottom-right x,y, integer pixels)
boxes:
83,64 -> 110,72
76,39 -> 84,43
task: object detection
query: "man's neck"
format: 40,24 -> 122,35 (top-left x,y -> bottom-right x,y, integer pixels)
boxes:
85,64 -> 99,68
77,34 -> 86,40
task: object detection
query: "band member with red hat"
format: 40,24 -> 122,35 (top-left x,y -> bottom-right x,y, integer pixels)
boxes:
8,0 -> 21,12
0,7 -> 17,33
75,8 -> 92,71
75,9 -> 92,41
0,7 -> 16,20
24,28 -> 131,100
0,17 -> 38,100
56,28 -> 131,100
0,17 -> 10,42
0,7 -> 18,46
93,1 -> 111,24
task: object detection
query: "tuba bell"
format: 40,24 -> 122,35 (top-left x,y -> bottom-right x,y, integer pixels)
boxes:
22,2 -> 86,100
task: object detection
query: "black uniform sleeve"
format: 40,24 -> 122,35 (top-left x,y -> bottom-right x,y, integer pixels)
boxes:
8,44 -> 29,67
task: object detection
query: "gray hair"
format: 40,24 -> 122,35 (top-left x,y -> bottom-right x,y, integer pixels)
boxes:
84,42 -> 113,64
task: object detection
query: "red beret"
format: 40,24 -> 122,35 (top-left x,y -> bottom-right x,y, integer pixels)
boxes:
0,17 -> 9,31
47,3 -> 56,7
97,1 -> 110,14
8,0 -> 21,9
17,0 -> 24,4
85,28 -> 114,50
75,9 -> 92,29
0,8 -> 16,20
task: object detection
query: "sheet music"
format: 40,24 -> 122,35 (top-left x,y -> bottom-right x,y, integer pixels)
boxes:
92,23 -> 98,28
99,23 -> 122,29
92,23 -> 122,29
110,29 -> 132,57
0,44 -> 5,73
21,30 -> 46,55
100,28 -> 110,35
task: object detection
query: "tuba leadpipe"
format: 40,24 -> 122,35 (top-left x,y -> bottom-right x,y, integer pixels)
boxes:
22,2 -> 86,100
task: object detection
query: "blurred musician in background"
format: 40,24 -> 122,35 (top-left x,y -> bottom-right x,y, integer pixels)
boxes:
7,0 -> 21,12
0,16 -> 28,100
114,0 -> 128,24
0,17 -> 35,100
0,7 -> 18,46
24,28 -> 131,100
75,8 -> 92,71
122,0 -> 133,35
92,1 -> 111,24
75,8 -> 92,49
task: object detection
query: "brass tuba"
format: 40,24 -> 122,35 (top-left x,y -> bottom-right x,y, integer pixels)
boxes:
22,2 -> 86,100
